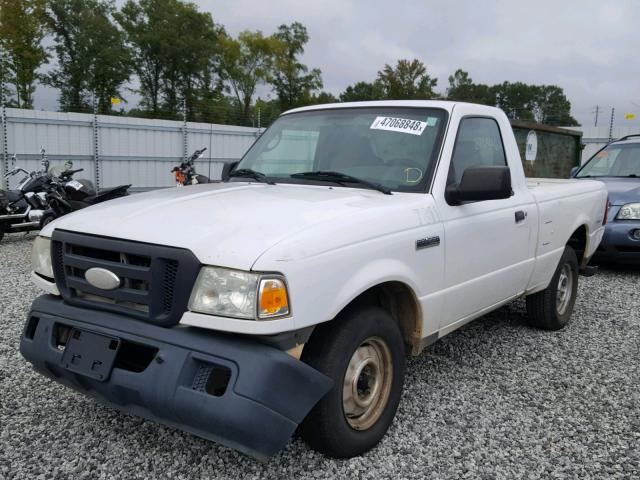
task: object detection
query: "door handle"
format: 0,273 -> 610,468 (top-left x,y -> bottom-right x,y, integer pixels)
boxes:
515,210 -> 527,223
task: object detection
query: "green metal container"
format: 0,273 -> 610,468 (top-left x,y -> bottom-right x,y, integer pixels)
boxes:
510,120 -> 583,178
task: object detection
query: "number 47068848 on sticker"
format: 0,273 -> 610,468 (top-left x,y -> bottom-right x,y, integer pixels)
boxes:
370,116 -> 434,135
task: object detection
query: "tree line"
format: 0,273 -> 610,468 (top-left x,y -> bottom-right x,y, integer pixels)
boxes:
0,0 -> 578,126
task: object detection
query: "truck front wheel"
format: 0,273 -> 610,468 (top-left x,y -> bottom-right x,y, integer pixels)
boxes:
299,305 -> 405,458
526,246 -> 579,330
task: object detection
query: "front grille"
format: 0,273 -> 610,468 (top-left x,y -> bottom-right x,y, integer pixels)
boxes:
162,260 -> 179,313
51,230 -> 201,326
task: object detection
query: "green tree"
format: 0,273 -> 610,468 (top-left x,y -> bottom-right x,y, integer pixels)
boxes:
492,81 -> 579,126
254,96 -> 281,127
377,59 -> 437,99
446,69 -> 472,95
116,0 -> 170,116
339,80 -> 385,102
161,2 -> 220,119
271,22 -> 322,111
531,85 -> 579,126
0,0 -> 48,108
306,90 -> 338,105
493,81 -> 537,121
46,0 -> 132,113
116,0 -> 221,120
446,69 -> 496,105
219,30 -> 279,120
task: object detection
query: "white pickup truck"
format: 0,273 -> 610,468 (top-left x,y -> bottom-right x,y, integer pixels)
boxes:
22,101 -> 608,460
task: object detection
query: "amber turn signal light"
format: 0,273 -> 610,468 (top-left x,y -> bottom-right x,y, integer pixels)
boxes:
258,278 -> 289,318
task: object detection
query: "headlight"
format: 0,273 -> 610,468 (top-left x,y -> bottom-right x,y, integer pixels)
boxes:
188,267 -> 290,320
32,236 -> 54,279
617,203 -> 640,220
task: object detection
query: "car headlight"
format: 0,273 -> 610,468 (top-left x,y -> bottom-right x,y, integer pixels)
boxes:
32,236 -> 54,279
617,203 -> 640,220
188,266 -> 290,320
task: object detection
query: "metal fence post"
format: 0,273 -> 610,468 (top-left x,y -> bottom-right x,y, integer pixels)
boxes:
0,49 -> 8,189
1,104 -> 7,190
92,95 -> 100,190
182,97 -> 188,160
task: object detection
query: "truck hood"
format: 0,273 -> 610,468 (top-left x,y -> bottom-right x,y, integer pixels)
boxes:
43,182 -> 419,270
591,178 -> 640,205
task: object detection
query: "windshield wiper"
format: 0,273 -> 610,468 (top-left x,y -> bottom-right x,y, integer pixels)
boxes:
580,174 -> 638,178
228,168 -> 276,185
290,171 -> 392,195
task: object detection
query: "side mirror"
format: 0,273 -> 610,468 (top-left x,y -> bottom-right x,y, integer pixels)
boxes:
446,166 -> 512,205
221,161 -> 239,182
570,166 -> 579,177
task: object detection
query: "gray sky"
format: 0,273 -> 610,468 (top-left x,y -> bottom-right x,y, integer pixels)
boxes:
35,0 -> 640,127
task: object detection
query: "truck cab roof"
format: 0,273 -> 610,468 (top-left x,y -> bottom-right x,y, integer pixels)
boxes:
284,99 -> 504,117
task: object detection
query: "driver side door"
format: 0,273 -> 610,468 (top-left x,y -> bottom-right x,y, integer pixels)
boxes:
433,110 -> 536,332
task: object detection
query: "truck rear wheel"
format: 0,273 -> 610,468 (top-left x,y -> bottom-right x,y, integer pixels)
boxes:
299,305 -> 405,458
526,246 -> 579,330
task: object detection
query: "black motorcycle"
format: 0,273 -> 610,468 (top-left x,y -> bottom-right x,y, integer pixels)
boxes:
0,156 -> 52,242
41,163 -> 131,226
171,147 -> 210,185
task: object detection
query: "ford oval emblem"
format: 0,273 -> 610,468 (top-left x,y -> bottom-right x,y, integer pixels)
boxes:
85,267 -> 121,290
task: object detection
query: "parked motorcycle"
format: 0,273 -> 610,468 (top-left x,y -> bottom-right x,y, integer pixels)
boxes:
172,147 -> 210,186
41,161 -> 131,226
0,154 -> 52,242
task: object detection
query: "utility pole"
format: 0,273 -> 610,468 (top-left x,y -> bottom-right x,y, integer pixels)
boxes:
608,107 -> 615,142
594,105 -> 599,127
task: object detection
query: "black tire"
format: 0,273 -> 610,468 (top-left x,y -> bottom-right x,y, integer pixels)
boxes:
526,246 -> 579,330
39,214 -> 55,229
0,222 -> 6,243
299,305 -> 405,458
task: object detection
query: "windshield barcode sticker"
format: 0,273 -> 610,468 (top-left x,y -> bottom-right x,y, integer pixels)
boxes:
370,116 -> 430,135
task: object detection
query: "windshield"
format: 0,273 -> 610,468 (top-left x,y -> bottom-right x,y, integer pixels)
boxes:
235,107 -> 448,192
577,143 -> 640,177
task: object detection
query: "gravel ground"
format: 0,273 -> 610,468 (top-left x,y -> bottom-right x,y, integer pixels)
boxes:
1,232 -> 639,479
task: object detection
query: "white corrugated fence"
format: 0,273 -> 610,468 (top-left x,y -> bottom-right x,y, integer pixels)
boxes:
0,107 -> 262,190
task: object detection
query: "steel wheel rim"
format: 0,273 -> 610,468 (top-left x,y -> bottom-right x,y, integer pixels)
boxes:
556,263 -> 573,315
342,336 -> 393,430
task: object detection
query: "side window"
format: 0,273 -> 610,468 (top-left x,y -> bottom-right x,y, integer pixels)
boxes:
448,117 -> 507,185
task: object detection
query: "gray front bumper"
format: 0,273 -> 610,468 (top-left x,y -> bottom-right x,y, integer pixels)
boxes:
20,295 -> 332,460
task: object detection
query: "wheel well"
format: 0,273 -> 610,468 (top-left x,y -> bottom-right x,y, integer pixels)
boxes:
568,225 -> 588,267
346,282 -> 423,355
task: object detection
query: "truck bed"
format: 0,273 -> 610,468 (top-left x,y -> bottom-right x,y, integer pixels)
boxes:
525,177 -> 607,293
